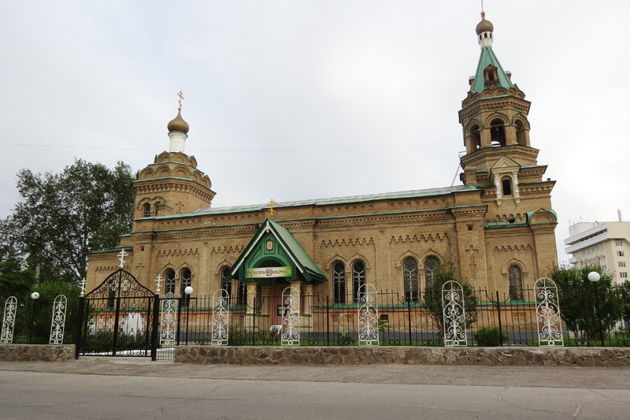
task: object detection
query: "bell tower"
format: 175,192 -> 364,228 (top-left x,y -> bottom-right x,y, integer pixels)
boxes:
459,12 -> 537,189
132,93 -> 215,222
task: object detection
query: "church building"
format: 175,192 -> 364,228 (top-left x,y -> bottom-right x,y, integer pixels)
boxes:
86,13 -> 559,314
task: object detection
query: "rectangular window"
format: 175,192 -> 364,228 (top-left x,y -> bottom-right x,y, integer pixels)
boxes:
618,251 -> 625,257
616,239 -> 624,246
620,261 -> 627,268
620,272 -> 628,278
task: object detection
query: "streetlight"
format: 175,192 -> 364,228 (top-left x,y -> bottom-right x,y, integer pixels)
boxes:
587,271 -> 605,346
184,286 -> 193,345
29,292 -> 40,343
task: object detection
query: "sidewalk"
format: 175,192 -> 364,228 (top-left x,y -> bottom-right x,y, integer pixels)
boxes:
1,357 -> 629,389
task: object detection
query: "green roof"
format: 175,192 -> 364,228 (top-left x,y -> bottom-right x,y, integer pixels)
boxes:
268,220 -> 326,281
471,47 -> 513,93
146,184 -> 478,220
230,219 -> 326,283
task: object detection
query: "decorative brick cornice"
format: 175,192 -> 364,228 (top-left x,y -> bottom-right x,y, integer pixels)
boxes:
95,264 -> 118,272
519,183 -> 554,196
156,248 -> 199,258
210,245 -> 246,255
459,98 -> 530,122
390,232 -> 448,244
450,206 -> 487,219
321,237 -> 375,248
134,180 -> 214,202
494,244 -> 533,252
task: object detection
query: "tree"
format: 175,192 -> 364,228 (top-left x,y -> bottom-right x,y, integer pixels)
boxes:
551,266 -> 623,345
0,253 -> 36,302
1,159 -> 134,284
423,262 -> 478,333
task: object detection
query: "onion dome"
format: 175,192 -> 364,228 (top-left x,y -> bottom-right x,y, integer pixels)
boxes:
475,12 -> 494,35
167,111 -> 189,134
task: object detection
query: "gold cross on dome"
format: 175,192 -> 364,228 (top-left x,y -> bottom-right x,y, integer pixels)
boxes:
177,90 -> 184,111
267,199 -> 277,217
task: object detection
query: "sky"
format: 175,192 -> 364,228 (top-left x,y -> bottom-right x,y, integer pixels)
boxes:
1,0 -> 629,263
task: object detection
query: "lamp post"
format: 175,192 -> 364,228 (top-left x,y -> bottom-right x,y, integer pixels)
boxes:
184,286 -> 193,345
587,271 -> 605,346
29,292 -> 40,343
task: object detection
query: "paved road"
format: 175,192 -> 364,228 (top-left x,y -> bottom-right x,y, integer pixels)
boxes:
1,359 -> 630,419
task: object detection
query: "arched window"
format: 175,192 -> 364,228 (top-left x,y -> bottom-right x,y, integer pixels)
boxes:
424,256 -> 440,287
220,266 -> 231,302
180,268 -> 192,304
469,125 -> 481,151
502,176 -> 513,196
164,268 -> 176,295
154,202 -> 160,216
490,119 -> 506,147
352,260 -> 366,303
515,119 -> 527,146
332,261 -> 346,304
238,279 -> 247,306
508,265 -> 523,300
403,257 -> 419,302
143,203 -> 151,217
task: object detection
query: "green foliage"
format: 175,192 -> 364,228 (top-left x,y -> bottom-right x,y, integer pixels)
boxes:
0,253 -> 35,302
474,327 -> 506,346
423,262 -> 478,332
617,281 -> 630,329
82,331 -> 148,353
26,282 -> 80,344
551,266 -> 623,345
1,159 -> 134,283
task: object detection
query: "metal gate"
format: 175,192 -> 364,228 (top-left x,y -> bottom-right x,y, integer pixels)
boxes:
75,269 -> 158,358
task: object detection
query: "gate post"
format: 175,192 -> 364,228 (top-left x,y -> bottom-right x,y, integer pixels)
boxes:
74,296 -> 85,359
151,294 -> 160,361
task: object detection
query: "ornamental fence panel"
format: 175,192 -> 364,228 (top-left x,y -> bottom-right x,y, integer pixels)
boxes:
4,284 -> 630,350
0,295 -> 78,345
165,286 -> 630,349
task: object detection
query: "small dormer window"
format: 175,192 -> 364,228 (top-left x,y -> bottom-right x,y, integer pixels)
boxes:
143,203 -> 151,217
484,65 -> 498,87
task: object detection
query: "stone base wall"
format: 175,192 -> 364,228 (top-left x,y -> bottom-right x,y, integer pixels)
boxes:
175,346 -> 630,367
0,344 -> 75,362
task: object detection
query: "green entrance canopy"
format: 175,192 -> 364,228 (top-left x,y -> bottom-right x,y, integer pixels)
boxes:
230,219 -> 327,283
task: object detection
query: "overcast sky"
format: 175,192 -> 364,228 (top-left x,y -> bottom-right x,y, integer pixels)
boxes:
1,0 -> 628,262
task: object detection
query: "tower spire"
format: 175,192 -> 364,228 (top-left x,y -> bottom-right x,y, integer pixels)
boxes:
167,90 -> 189,153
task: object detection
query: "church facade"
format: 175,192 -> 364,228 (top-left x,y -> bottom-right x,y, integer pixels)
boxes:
86,14 -> 558,312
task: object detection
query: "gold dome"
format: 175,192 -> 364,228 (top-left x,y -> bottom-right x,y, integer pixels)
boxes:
167,111 -> 189,134
475,12 -> 494,35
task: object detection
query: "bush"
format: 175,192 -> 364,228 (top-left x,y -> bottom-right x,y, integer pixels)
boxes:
424,262 -> 477,332
475,327 -> 506,346
551,266 -> 623,345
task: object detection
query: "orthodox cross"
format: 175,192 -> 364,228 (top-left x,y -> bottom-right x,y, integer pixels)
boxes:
465,245 -> 479,279
177,90 -> 184,111
117,249 -> 128,269
267,199 -> 277,217
155,274 -> 163,294
79,278 -> 86,297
